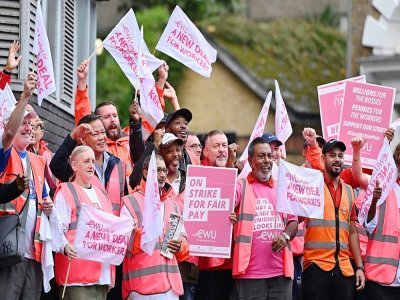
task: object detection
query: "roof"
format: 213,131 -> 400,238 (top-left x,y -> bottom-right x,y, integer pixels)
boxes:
201,16 -> 347,125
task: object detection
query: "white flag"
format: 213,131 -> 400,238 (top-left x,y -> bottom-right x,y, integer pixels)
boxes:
74,204 -> 135,265
0,84 -> 17,135
277,160 -> 324,218
141,151 -> 164,255
103,9 -> 163,89
274,80 -> 292,157
358,138 -> 398,224
33,1 -> 56,106
137,27 -> 164,126
238,92 -> 272,179
156,5 -> 217,77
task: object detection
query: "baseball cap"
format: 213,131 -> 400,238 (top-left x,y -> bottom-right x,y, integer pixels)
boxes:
261,133 -> 283,146
2,106 -> 37,125
160,133 -> 184,148
165,108 -> 192,128
322,139 -> 346,154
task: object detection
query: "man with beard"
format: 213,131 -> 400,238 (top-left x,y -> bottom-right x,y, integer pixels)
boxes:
302,139 -> 365,300
231,137 -> 298,300
196,129 -> 232,300
120,154 -> 189,300
201,130 -> 228,167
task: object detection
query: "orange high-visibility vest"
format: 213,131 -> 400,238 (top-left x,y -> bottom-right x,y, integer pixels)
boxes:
106,136 -> 131,165
304,183 -> 354,276
365,189 -> 400,285
91,159 -> 126,216
232,179 -> 294,278
0,147 -> 45,262
54,182 -> 114,285
121,191 -> 187,299
291,222 -> 305,256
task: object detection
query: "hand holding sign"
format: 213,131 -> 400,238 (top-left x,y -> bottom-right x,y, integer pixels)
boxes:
372,180 -> 382,203
77,60 -> 90,90
5,41 -> 22,73
384,128 -> 395,143
167,240 -> 182,254
64,244 -> 78,259
21,72 -> 37,100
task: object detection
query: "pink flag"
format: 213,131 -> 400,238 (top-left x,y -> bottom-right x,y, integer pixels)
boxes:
137,27 -> 164,126
238,91 -> 272,179
156,6 -> 217,77
141,151 -> 164,255
103,9 -> 163,89
0,84 -> 17,135
277,160 -> 324,218
33,1 -> 56,106
74,204 -> 135,265
358,138 -> 398,224
274,80 -> 292,157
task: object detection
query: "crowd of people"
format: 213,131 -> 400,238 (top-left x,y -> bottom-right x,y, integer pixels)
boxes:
0,40 -> 399,300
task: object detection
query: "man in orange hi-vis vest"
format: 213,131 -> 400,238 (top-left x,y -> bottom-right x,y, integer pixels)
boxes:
0,73 -> 53,299
231,137 -> 298,300
302,139 -> 365,300
363,143 -> 400,300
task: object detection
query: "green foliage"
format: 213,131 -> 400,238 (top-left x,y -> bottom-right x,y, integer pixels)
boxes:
202,15 -> 346,112
119,0 -> 236,21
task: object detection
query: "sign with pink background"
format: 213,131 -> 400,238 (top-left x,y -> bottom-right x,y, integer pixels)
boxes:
339,81 -> 395,168
318,76 -> 366,140
183,165 -> 237,258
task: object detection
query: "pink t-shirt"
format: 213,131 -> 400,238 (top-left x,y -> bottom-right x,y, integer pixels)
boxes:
235,179 -> 292,279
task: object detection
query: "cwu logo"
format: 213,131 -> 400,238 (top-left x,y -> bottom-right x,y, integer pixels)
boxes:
193,229 -> 217,240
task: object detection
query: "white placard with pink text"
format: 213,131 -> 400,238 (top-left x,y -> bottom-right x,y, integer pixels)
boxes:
318,76 -> 366,140
339,81 -> 395,168
277,161 -> 324,219
183,165 -> 237,258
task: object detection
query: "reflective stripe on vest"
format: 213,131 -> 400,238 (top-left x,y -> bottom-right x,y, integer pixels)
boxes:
123,264 -> 180,280
364,190 -> 400,284
304,183 -> 354,276
232,178 -> 294,278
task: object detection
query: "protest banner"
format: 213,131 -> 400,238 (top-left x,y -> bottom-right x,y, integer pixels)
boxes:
318,76 -> 366,140
137,27 -> 164,126
183,165 -> 237,258
277,160 -> 324,218
0,84 -> 17,135
74,204 -> 135,265
156,5 -> 217,77
274,80 -> 292,157
238,91 -> 272,179
141,151 -> 164,255
160,213 -> 182,259
358,138 -> 398,225
33,1 -> 56,106
339,81 -> 395,168
103,9 -> 163,89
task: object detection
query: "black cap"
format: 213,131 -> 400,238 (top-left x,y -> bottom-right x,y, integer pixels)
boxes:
261,133 -> 283,146
165,108 -> 192,128
322,139 -> 346,154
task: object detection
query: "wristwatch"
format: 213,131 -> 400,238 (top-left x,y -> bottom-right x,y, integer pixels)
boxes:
282,232 -> 290,242
356,266 -> 364,272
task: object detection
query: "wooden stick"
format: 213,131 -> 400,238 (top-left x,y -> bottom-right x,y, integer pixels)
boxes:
152,48 -> 157,56
88,41 -> 104,61
61,259 -> 72,299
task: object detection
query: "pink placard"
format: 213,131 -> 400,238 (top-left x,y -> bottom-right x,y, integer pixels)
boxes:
339,81 -> 395,168
183,165 -> 237,258
318,76 -> 366,140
